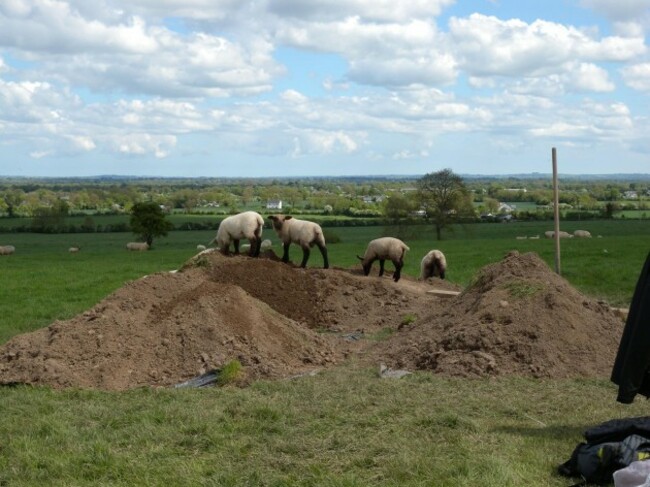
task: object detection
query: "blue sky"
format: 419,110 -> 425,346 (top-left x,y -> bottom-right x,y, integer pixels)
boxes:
0,0 -> 649,177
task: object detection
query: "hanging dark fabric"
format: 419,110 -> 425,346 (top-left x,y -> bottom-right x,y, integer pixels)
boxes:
611,251 -> 650,404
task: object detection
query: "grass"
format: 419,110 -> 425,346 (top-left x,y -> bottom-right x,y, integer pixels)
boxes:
0,220 -> 648,486
0,367 -> 647,486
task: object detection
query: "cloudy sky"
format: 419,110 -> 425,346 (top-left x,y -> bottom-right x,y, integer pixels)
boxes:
1,0 -> 649,177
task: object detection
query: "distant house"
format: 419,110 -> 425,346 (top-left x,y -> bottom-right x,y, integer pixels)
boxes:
623,191 -> 639,200
498,202 -> 516,213
266,199 -> 283,210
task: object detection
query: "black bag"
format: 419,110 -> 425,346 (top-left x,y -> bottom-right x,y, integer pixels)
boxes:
559,434 -> 650,485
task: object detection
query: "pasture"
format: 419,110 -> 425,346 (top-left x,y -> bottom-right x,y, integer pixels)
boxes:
0,219 -> 648,486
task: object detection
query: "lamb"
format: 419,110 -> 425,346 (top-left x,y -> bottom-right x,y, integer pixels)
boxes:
420,249 -> 447,280
126,242 -> 149,251
215,211 -> 264,257
357,237 -> 409,282
0,245 -> 15,255
574,230 -> 592,238
268,215 -> 328,268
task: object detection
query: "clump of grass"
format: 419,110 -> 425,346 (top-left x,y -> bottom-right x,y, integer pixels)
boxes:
400,313 -> 418,328
217,360 -> 243,386
503,281 -> 543,299
369,327 -> 395,341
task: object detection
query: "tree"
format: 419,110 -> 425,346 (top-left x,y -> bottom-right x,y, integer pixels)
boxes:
2,189 -> 25,218
382,192 -> 418,239
417,168 -> 474,240
130,202 -> 174,247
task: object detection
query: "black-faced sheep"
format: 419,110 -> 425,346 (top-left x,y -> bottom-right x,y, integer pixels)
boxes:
216,211 -> 264,257
268,215 -> 328,268
357,237 -> 409,282
420,249 -> 447,280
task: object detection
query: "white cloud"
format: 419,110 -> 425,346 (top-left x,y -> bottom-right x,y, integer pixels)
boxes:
290,129 -> 362,157
581,0 -> 649,21
449,14 -> 645,78
277,17 -> 456,87
268,0 -> 455,22
113,134 -> 177,158
621,63 -> 650,90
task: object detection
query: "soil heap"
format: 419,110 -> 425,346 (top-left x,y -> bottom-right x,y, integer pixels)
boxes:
0,249 -> 625,390
375,251 -> 624,378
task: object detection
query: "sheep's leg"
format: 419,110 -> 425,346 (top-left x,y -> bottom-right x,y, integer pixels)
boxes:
252,238 -> 262,257
300,246 -> 310,268
252,225 -> 263,257
282,242 -> 291,263
248,238 -> 259,257
317,243 -> 329,269
378,259 -> 385,276
393,259 -> 403,282
233,239 -> 240,255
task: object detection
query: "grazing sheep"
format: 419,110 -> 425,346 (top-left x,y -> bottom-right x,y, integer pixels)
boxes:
268,215 -> 329,268
126,242 -> 149,251
420,249 -> 447,280
260,239 -> 272,251
216,211 -> 264,257
196,244 -> 207,251
68,246 -> 80,253
529,235 -> 540,240
357,237 -> 409,282
0,245 -> 15,255
545,230 -> 572,239
574,230 -> 592,238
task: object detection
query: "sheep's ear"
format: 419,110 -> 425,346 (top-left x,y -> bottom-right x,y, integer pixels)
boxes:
268,215 -> 277,221
285,216 -> 293,221
356,255 -> 364,261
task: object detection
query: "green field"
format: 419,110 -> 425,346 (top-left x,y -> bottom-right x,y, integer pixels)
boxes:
0,220 -> 648,486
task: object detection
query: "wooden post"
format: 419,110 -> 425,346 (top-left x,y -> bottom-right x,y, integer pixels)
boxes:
552,147 -> 561,275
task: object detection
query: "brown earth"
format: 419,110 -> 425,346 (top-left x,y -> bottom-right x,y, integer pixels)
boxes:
0,249 -> 625,390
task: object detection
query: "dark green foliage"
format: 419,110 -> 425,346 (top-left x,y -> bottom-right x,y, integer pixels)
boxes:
130,202 -> 174,247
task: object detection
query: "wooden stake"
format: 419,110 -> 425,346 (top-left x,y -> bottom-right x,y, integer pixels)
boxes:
552,147 -> 561,275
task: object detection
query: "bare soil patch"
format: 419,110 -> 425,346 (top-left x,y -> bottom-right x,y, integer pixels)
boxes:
0,250 -> 624,390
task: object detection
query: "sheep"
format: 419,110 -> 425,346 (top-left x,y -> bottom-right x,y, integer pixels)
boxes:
215,211 -> 264,257
420,249 -> 447,280
268,215 -> 328,268
0,245 -> 15,255
126,242 -> 149,251
574,230 -> 592,238
68,246 -> 80,253
529,235 -> 540,240
196,244 -> 207,251
357,237 -> 409,282
545,230 -> 572,239
260,239 -> 272,251
516,236 -> 527,240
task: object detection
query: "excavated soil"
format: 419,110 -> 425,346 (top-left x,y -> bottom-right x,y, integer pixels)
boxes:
0,249 -> 625,390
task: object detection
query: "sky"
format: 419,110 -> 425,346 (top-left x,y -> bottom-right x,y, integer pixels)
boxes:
0,0 -> 649,178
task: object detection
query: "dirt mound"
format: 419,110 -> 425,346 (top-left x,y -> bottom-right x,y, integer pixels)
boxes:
0,250 -> 625,390
0,250 -> 456,390
374,251 -> 624,378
